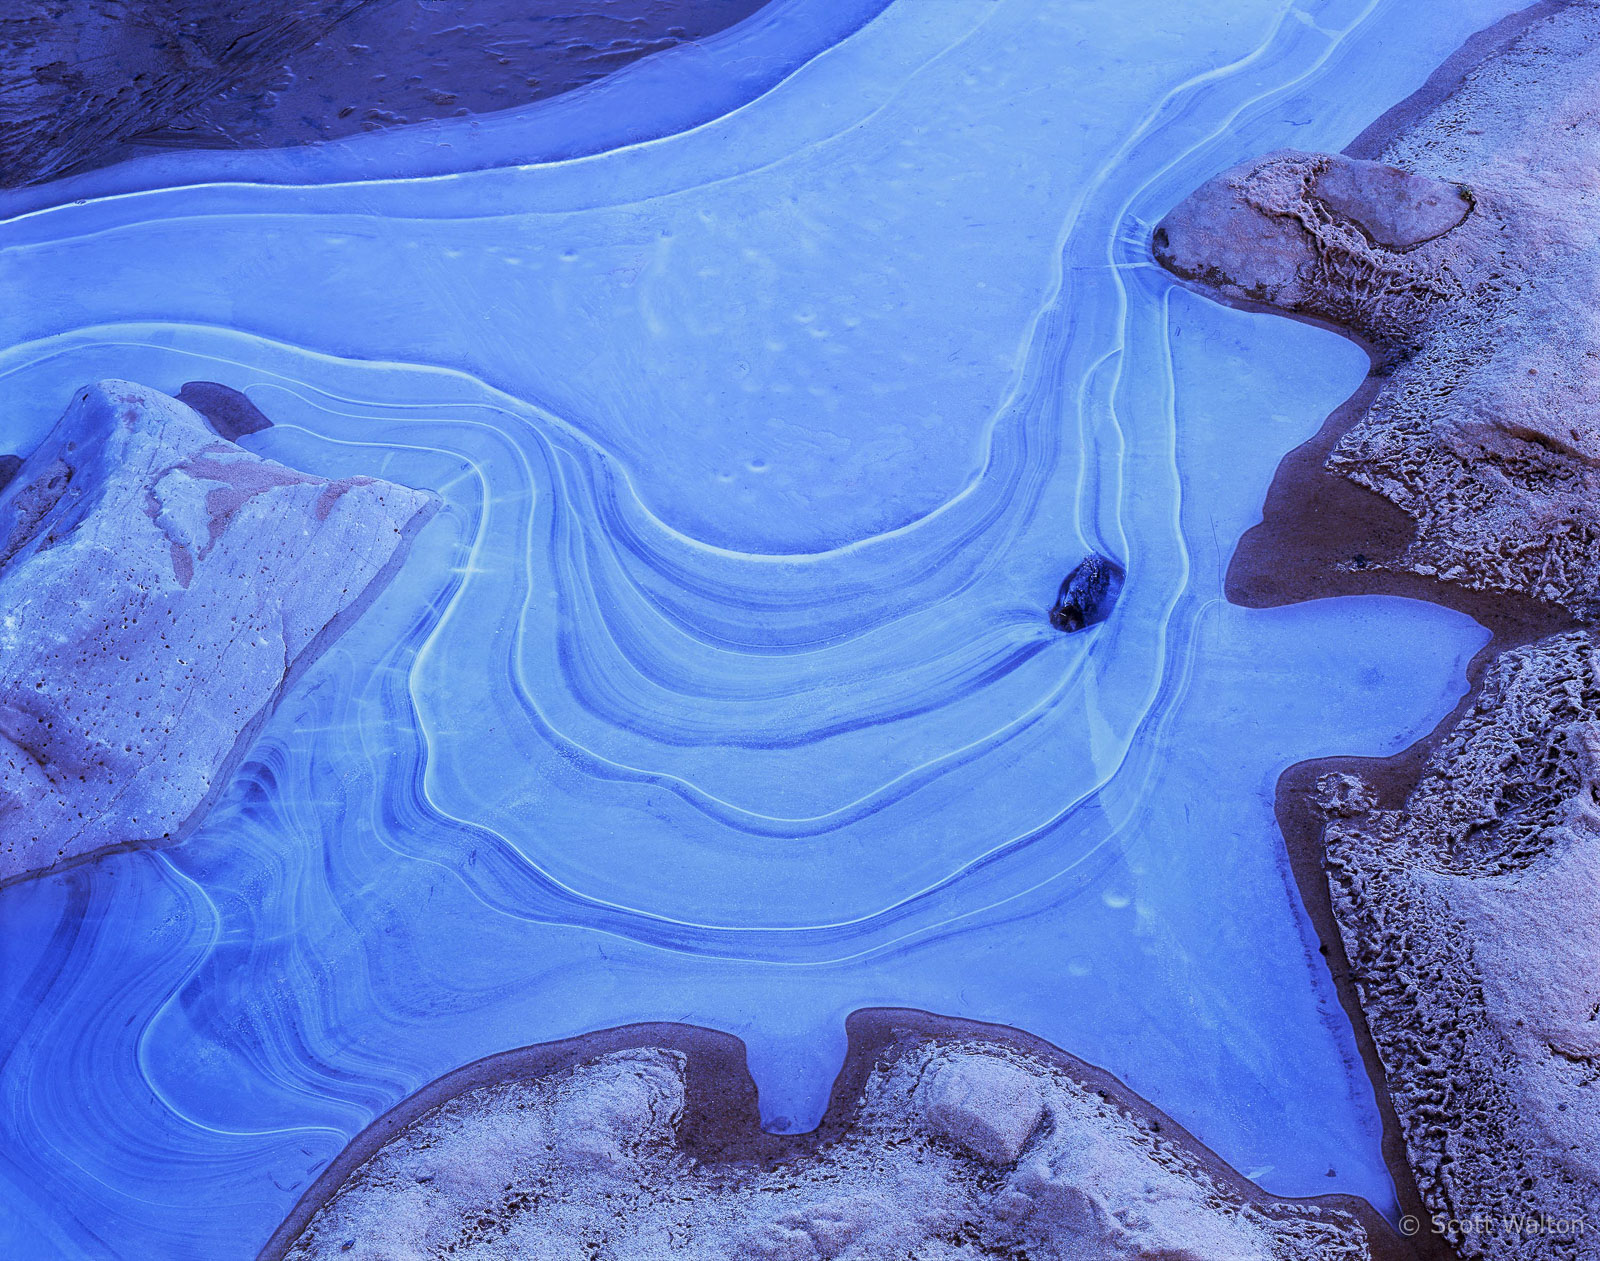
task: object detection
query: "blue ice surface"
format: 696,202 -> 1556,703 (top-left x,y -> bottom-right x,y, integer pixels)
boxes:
0,0 -> 1526,1255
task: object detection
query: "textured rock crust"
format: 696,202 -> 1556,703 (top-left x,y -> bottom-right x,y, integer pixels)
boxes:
0,380 -> 433,885
0,0 -> 766,188
1155,149 -> 1469,354
1317,631 -> 1600,1260
1157,3 -> 1600,1258
267,1016 -> 1382,1261
1156,0 -> 1600,620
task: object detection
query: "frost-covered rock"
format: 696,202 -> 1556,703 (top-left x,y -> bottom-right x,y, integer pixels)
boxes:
1312,155 -> 1472,251
274,1033 -> 1376,1261
0,380 -> 433,884
1155,2 -> 1600,619
1152,148 -> 1468,354
918,1053 -> 1045,1165
1320,631 -> 1600,1260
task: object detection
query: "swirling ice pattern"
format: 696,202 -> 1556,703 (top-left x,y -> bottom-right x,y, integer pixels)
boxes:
0,1 -> 1517,1257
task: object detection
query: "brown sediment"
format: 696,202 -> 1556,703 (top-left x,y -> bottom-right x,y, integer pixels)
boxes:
1201,3 -> 1591,1254
1223,0 -> 1581,621
176,381 -> 274,442
256,1008 -> 1419,1261
1225,346 -> 1575,637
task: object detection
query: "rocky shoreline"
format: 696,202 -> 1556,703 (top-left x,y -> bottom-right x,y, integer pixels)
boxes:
259,1010 -> 1411,1261
1157,2 -> 1600,1257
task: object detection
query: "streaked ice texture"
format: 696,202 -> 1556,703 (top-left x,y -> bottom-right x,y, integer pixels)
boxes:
0,0 -> 1523,1256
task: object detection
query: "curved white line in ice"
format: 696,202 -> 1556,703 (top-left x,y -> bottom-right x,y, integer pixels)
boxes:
0,1 -> 1520,1256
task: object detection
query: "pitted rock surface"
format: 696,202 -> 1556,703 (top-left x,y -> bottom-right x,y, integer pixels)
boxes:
1320,631 -> 1600,1260
0,380 -> 433,884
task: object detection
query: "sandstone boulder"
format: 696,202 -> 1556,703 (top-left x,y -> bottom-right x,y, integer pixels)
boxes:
0,380 -> 434,884
1152,148 -> 1467,352
1312,156 -> 1470,250
919,1052 -> 1046,1165
1154,4 -> 1600,620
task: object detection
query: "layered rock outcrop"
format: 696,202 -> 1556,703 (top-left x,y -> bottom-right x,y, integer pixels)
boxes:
0,380 -> 433,885
268,1018 -> 1381,1261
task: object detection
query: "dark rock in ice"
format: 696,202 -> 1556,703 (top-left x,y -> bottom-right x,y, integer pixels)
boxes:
1050,553 -> 1123,633
176,380 -> 273,441
0,455 -> 20,493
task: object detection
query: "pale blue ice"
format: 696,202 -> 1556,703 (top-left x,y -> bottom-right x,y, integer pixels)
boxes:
0,0 -> 1524,1256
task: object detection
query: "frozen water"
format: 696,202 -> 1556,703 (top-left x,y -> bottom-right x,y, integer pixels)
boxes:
0,0 -> 1524,1255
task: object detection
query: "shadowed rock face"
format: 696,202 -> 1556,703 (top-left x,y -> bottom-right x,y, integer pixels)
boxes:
0,380 -> 434,885
1156,4 -> 1600,1259
0,0 -> 768,188
274,1032 -> 1375,1261
0,0 -> 370,187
